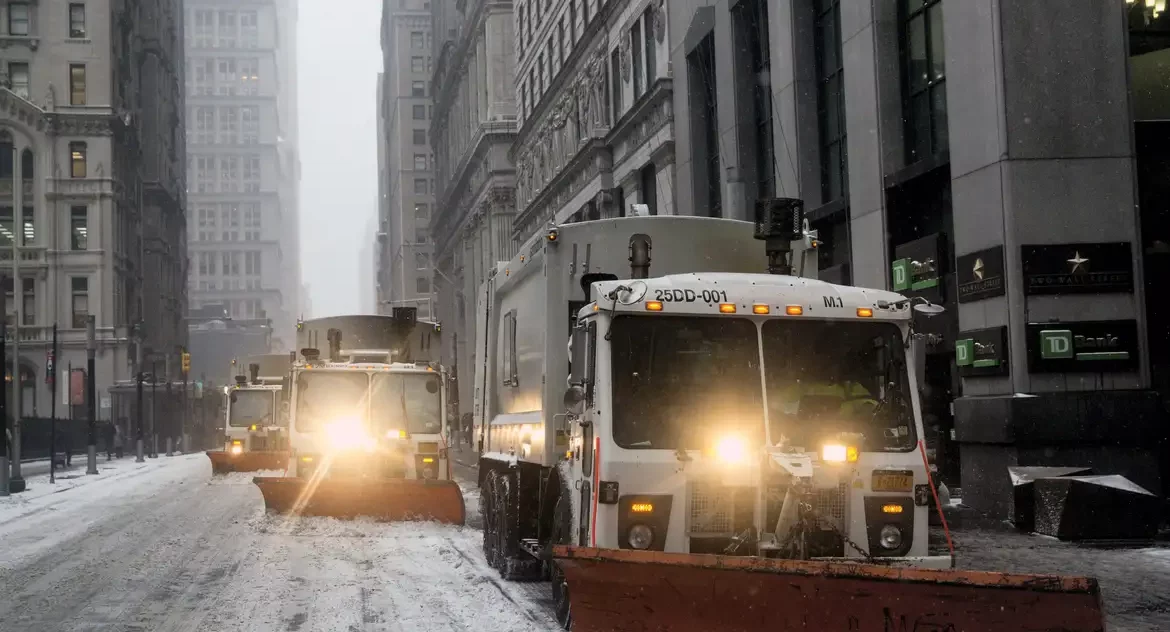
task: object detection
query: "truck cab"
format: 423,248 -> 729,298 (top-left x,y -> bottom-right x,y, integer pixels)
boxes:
559,274 -> 949,567
287,356 -> 451,482
222,375 -> 287,455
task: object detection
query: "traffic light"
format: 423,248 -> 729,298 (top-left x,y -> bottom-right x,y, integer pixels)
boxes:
181,351 -> 191,375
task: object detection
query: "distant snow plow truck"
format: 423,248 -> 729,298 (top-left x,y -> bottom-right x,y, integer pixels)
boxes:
473,203 -> 1105,631
206,353 -> 293,474
252,311 -> 464,525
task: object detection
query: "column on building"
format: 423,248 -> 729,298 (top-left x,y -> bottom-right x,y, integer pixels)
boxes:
942,0 -> 1159,514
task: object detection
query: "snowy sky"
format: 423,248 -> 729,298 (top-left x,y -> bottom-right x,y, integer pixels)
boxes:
297,0 -> 383,317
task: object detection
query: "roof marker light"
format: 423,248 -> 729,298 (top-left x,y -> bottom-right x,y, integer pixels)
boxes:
857,307 -> 874,318
752,304 -> 770,315
786,305 -> 803,316
645,300 -> 664,312
719,303 -> 736,314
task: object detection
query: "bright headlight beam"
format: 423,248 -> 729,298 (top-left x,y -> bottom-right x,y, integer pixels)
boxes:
822,444 -> 848,462
714,435 -> 749,464
323,417 -> 375,452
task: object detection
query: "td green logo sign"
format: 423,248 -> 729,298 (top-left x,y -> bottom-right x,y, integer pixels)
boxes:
1039,330 -> 1073,359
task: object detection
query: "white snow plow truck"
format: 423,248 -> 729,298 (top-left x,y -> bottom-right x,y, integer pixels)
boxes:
473,200 -> 1105,631
252,310 -> 464,525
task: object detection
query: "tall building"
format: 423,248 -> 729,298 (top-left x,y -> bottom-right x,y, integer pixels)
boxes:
0,0 -> 186,416
183,0 -> 300,352
377,0 -> 435,321
670,0 -> 1170,512
429,0 -> 519,414
512,0 -> 673,238
359,214 -> 377,314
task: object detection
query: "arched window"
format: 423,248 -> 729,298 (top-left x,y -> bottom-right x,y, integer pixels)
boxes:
20,148 -> 32,181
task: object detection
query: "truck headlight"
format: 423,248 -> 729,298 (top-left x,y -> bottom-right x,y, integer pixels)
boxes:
879,524 -> 903,550
324,418 -> 376,452
713,435 -> 748,464
627,524 -> 654,550
230,444 -> 243,455
821,443 -> 859,463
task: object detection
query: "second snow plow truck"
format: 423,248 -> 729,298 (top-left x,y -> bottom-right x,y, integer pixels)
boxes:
473,203 -> 1105,631
252,311 -> 464,525
206,353 -> 293,474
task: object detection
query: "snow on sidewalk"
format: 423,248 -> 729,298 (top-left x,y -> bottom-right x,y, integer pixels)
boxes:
0,453 -> 204,526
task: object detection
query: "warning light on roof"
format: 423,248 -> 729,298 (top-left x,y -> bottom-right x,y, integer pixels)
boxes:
718,303 -> 736,314
645,300 -> 663,312
786,305 -> 803,316
752,304 -> 770,315
857,307 -> 874,318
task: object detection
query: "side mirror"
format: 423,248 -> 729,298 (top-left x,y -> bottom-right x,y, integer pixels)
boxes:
569,328 -> 588,387
563,385 -> 586,415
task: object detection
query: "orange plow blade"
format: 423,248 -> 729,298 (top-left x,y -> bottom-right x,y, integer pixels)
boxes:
553,547 -> 1105,632
252,477 -> 466,526
206,450 -> 289,474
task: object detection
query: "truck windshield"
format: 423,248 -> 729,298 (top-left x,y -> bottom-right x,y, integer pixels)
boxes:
229,390 -> 274,427
294,371 -> 369,432
610,315 -> 764,450
370,373 -> 443,435
761,319 -> 916,452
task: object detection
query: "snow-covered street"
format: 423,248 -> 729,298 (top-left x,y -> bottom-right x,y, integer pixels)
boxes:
0,454 -> 559,632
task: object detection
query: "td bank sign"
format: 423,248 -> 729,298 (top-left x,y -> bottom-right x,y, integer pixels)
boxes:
1027,320 -> 1139,373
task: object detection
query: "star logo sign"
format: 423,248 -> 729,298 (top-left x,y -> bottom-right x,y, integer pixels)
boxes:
1067,251 -> 1089,274
972,258 -> 985,281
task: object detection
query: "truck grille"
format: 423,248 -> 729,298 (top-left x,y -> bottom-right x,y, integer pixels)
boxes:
813,484 -> 848,530
687,482 -> 736,537
690,482 -> 849,536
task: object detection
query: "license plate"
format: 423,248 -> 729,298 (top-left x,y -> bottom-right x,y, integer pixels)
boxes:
872,471 -> 914,492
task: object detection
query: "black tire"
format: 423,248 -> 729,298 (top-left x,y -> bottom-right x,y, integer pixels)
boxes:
550,494 -> 572,630
494,472 -> 521,575
481,469 -> 500,569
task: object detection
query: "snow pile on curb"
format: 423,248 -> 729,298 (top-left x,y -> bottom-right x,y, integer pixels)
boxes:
206,470 -> 285,486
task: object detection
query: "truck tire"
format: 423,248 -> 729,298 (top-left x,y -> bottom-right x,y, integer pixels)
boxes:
493,471 -> 522,576
481,469 -> 500,569
550,494 -> 573,630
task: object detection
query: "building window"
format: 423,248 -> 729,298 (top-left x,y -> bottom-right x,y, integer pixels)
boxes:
411,31 -> 425,49
689,34 -> 721,216
69,3 -> 86,38
69,64 -> 86,105
640,164 -> 658,216
69,142 -> 86,178
412,104 -> 426,120
414,202 -> 428,225
20,205 -> 32,245
414,178 -> 428,195
900,0 -> 947,163
7,62 -> 28,99
70,205 -> 87,249
411,56 -> 425,73
414,154 -> 428,170
815,0 -> 846,202
71,277 -> 88,328
416,277 -> 430,293
245,251 -> 261,275
413,129 -> 426,145
631,22 -> 644,99
610,48 -> 622,122
8,3 -> 28,36
21,277 -> 32,325
412,80 -> 426,97
415,253 -> 428,270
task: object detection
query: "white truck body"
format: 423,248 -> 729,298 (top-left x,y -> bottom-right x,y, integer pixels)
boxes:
287,313 -> 451,480
474,215 -> 949,571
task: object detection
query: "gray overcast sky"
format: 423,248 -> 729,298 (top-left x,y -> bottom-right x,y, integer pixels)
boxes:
297,0 -> 382,317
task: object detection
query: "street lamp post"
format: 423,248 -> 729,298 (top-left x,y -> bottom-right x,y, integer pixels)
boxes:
150,359 -> 158,458
85,315 -> 98,475
135,335 -> 144,463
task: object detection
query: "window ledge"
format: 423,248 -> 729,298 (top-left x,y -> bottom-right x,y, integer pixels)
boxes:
0,36 -> 40,51
65,37 -> 91,44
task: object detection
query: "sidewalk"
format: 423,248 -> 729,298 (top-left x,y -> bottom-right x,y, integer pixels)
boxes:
0,453 -> 198,525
